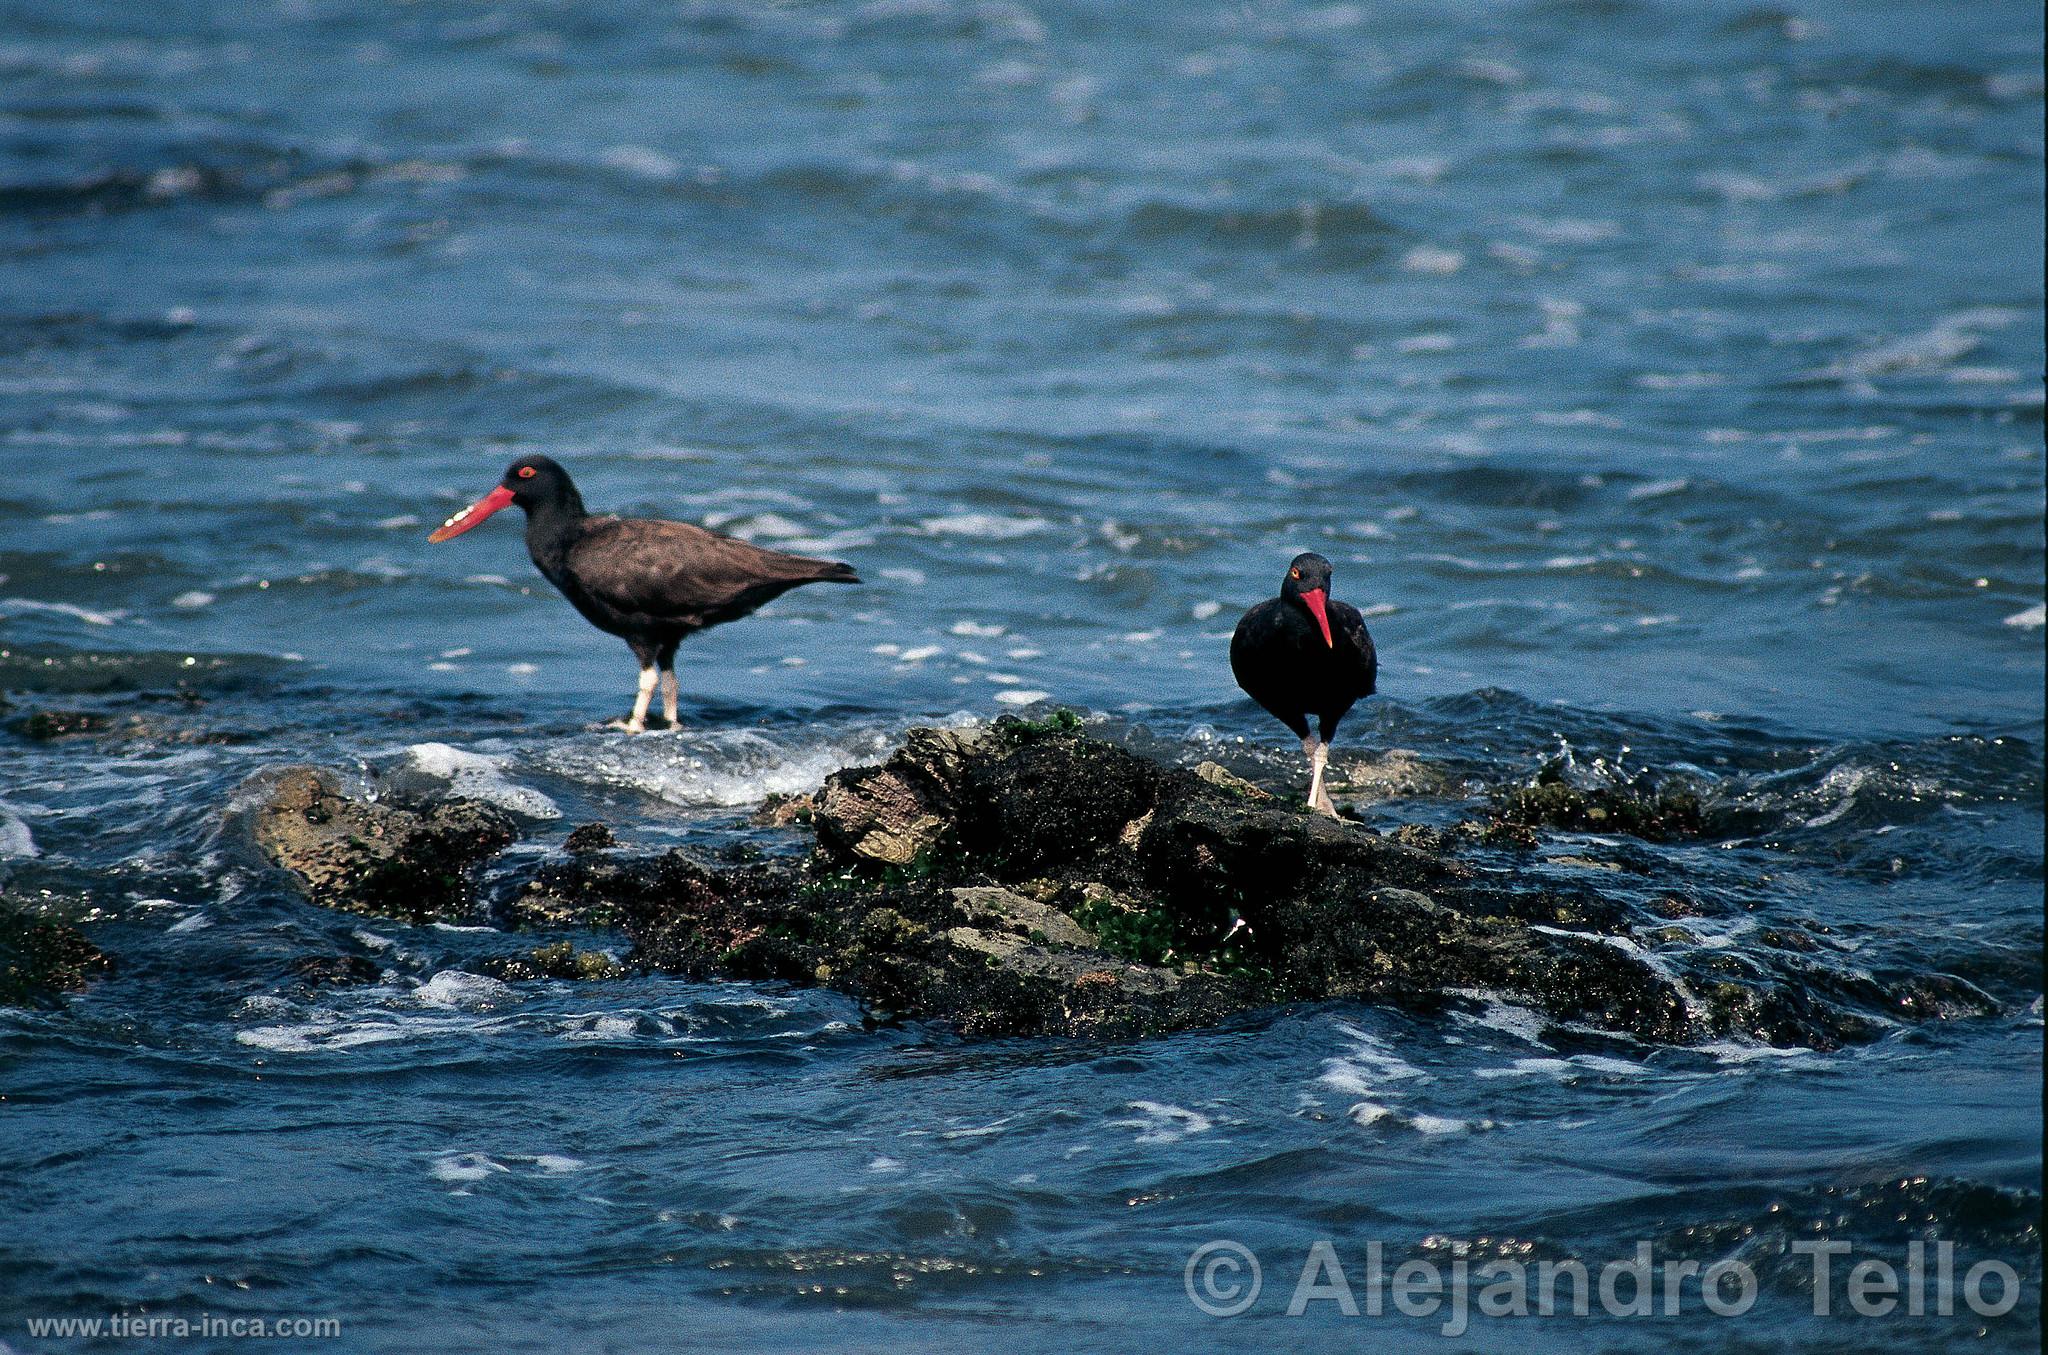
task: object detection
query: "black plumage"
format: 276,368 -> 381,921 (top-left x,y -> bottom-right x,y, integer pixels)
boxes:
429,455 -> 858,730
1230,552 -> 1377,815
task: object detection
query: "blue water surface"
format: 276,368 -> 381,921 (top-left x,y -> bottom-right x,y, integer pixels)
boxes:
0,1 -> 2041,1351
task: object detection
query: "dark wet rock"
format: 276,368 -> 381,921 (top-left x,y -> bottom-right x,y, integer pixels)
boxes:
1878,972 -> 2002,1021
286,954 -> 383,987
609,721 -> 1719,1042
1454,816 -> 1541,850
615,865 -> 1262,1040
250,767 -> 518,923
1388,823 -> 1454,854
1691,972 -> 1887,1050
563,822 -> 617,855
9,708 -> 114,741
239,722 -> 1997,1051
501,848 -> 713,931
0,906 -> 111,1006
480,940 -> 625,982
1649,894 -> 1713,919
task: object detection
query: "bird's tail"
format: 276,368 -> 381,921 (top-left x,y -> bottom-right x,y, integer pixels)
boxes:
815,561 -> 861,584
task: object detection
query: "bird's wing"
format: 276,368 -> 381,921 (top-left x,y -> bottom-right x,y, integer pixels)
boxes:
1330,600 -> 1379,696
1229,599 -> 1305,720
565,517 -> 844,621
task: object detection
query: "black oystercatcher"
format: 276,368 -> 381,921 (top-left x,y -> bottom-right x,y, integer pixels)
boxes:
1230,552 -> 1378,816
428,455 -> 859,731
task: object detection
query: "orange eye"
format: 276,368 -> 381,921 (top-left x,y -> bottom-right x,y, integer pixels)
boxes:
1290,568 -> 1301,579
517,466 -> 537,479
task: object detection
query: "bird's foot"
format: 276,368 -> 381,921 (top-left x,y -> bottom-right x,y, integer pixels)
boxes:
611,717 -> 647,734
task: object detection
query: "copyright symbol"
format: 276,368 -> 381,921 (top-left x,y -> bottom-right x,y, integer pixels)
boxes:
1184,1240 -> 1262,1317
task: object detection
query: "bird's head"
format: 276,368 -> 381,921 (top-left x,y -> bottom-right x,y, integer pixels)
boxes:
428,455 -> 572,542
1281,552 -> 1335,647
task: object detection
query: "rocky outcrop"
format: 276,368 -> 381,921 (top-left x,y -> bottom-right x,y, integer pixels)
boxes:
250,767 -> 517,923
243,718 -> 2001,1048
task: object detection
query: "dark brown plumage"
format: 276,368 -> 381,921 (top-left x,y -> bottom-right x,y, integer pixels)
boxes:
429,455 -> 858,730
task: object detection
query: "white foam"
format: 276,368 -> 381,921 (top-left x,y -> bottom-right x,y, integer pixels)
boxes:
539,725 -> 898,809
0,597 -> 123,626
557,1013 -> 643,1041
1346,1103 -> 1479,1134
431,1151 -> 511,1184
403,743 -> 561,819
950,620 -> 1005,637
237,1019 -> 416,1053
1401,245 -> 1465,275
1448,996 -> 1551,1046
1625,478 -> 1688,501
919,513 -> 1049,539
1405,1111 -> 1475,1134
414,970 -> 514,1010
2003,603 -> 2044,629
708,511 -> 806,540
524,1154 -> 584,1174
1693,1040 -> 1818,1065
1114,1101 -> 1214,1144
170,590 -> 215,609
993,689 -> 1050,706
1191,600 -> 1222,621
1318,1024 -> 1432,1126
600,144 -> 679,179
1800,763 -> 1869,829
1474,1054 -> 1646,1080
0,800 -> 36,858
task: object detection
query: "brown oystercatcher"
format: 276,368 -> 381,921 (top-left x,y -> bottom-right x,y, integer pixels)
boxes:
428,455 -> 858,731
1230,551 -> 1378,815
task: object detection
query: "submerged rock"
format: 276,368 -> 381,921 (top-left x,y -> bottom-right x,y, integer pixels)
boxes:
5,704 -> 256,747
238,721 -> 1994,1050
479,940 -> 625,982
8,709 -> 115,741
1490,776 -> 1708,841
250,767 -> 517,923
0,906 -> 112,1007
285,954 -> 385,988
